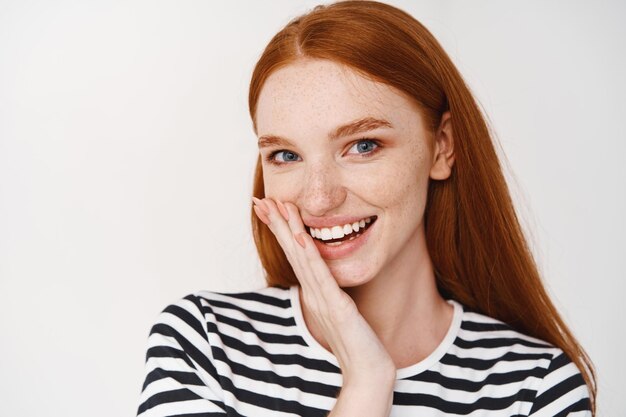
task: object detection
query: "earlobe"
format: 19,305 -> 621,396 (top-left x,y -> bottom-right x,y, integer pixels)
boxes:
429,111 -> 455,180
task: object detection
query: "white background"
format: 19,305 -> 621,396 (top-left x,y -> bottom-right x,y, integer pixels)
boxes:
1,1 -> 624,415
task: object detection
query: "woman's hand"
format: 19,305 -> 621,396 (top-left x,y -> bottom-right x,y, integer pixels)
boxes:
252,197 -> 396,409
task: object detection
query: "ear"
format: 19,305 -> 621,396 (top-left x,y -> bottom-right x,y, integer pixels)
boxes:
429,111 -> 455,180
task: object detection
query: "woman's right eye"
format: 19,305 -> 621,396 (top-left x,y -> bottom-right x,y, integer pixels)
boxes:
267,150 -> 301,165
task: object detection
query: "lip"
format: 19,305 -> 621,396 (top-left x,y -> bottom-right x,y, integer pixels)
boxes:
303,215 -> 375,229
312,217 -> 377,260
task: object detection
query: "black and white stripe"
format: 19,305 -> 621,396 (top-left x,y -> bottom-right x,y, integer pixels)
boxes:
137,286 -> 591,416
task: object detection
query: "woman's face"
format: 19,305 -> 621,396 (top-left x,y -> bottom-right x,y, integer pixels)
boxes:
255,59 -> 447,287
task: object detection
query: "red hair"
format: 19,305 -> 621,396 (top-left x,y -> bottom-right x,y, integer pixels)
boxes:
247,1 -> 596,411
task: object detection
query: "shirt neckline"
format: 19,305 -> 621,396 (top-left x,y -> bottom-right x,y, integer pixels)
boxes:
289,285 -> 463,379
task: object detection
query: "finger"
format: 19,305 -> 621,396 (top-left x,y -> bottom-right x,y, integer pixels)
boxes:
265,200 -> 339,303
294,232 -> 306,249
252,196 -> 269,216
252,204 -> 270,225
283,202 -> 307,237
283,212 -> 358,348
276,200 -> 289,221
271,201 -> 327,300
281,206 -> 342,300
253,198 -> 297,265
261,198 -> 300,256
296,230 -> 346,305
281,204 -> 319,266
274,200 -> 324,291
262,199 -> 305,249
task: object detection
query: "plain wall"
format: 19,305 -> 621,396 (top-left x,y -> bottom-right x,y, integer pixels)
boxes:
0,1 -> 624,415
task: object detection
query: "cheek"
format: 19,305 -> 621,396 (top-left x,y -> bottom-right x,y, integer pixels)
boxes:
358,151 -> 430,215
262,168 -> 301,200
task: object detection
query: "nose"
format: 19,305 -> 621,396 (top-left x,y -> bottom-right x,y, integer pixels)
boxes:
297,161 -> 347,217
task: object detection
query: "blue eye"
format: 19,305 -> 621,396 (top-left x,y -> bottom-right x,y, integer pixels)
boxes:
349,139 -> 379,154
269,150 -> 301,164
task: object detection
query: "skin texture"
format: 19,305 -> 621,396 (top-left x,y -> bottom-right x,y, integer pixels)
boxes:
257,59 -> 442,285
254,58 -> 455,372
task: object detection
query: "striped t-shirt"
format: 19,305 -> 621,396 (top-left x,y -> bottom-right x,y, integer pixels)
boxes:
137,285 -> 591,416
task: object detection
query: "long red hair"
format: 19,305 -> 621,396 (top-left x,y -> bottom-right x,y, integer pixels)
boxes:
247,1 -> 596,411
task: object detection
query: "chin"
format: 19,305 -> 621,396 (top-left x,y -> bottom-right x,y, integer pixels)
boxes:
327,261 -> 376,288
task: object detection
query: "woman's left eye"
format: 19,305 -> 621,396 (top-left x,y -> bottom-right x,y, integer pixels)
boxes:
347,139 -> 379,155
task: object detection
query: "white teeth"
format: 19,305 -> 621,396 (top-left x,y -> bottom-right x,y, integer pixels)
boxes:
308,216 -> 375,241
320,228 -> 333,240
331,226 -> 344,239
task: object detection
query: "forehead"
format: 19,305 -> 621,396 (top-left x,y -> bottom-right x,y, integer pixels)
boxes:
255,59 -> 422,138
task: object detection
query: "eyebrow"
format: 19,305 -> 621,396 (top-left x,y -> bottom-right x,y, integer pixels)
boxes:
257,116 -> 393,148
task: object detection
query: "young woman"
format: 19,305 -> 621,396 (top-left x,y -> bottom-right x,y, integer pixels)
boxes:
137,2 -> 596,416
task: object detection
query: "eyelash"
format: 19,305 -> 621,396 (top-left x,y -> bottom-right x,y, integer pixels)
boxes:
265,138 -> 382,166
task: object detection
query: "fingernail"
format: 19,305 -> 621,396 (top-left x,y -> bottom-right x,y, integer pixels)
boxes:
276,200 -> 290,221
295,232 -> 307,249
252,197 -> 269,214
253,205 -> 271,225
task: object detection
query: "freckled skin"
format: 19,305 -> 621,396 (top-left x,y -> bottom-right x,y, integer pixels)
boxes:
256,59 -> 436,289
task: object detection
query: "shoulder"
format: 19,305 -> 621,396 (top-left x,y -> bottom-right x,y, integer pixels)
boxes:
193,285 -> 293,311
144,285 -> 296,373
446,305 -> 557,389
155,285 -> 293,319
150,286 -> 295,337
527,347 -> 592,416
191,285 -> 294,325
450,304 -> 591,415
138,287 -> 292,417
456,307 -> 557,355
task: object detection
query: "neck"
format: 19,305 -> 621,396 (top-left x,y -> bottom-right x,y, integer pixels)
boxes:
300,226 -> 454,369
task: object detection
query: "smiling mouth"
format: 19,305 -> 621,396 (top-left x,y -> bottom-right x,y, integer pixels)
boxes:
307,216 -> 378,246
